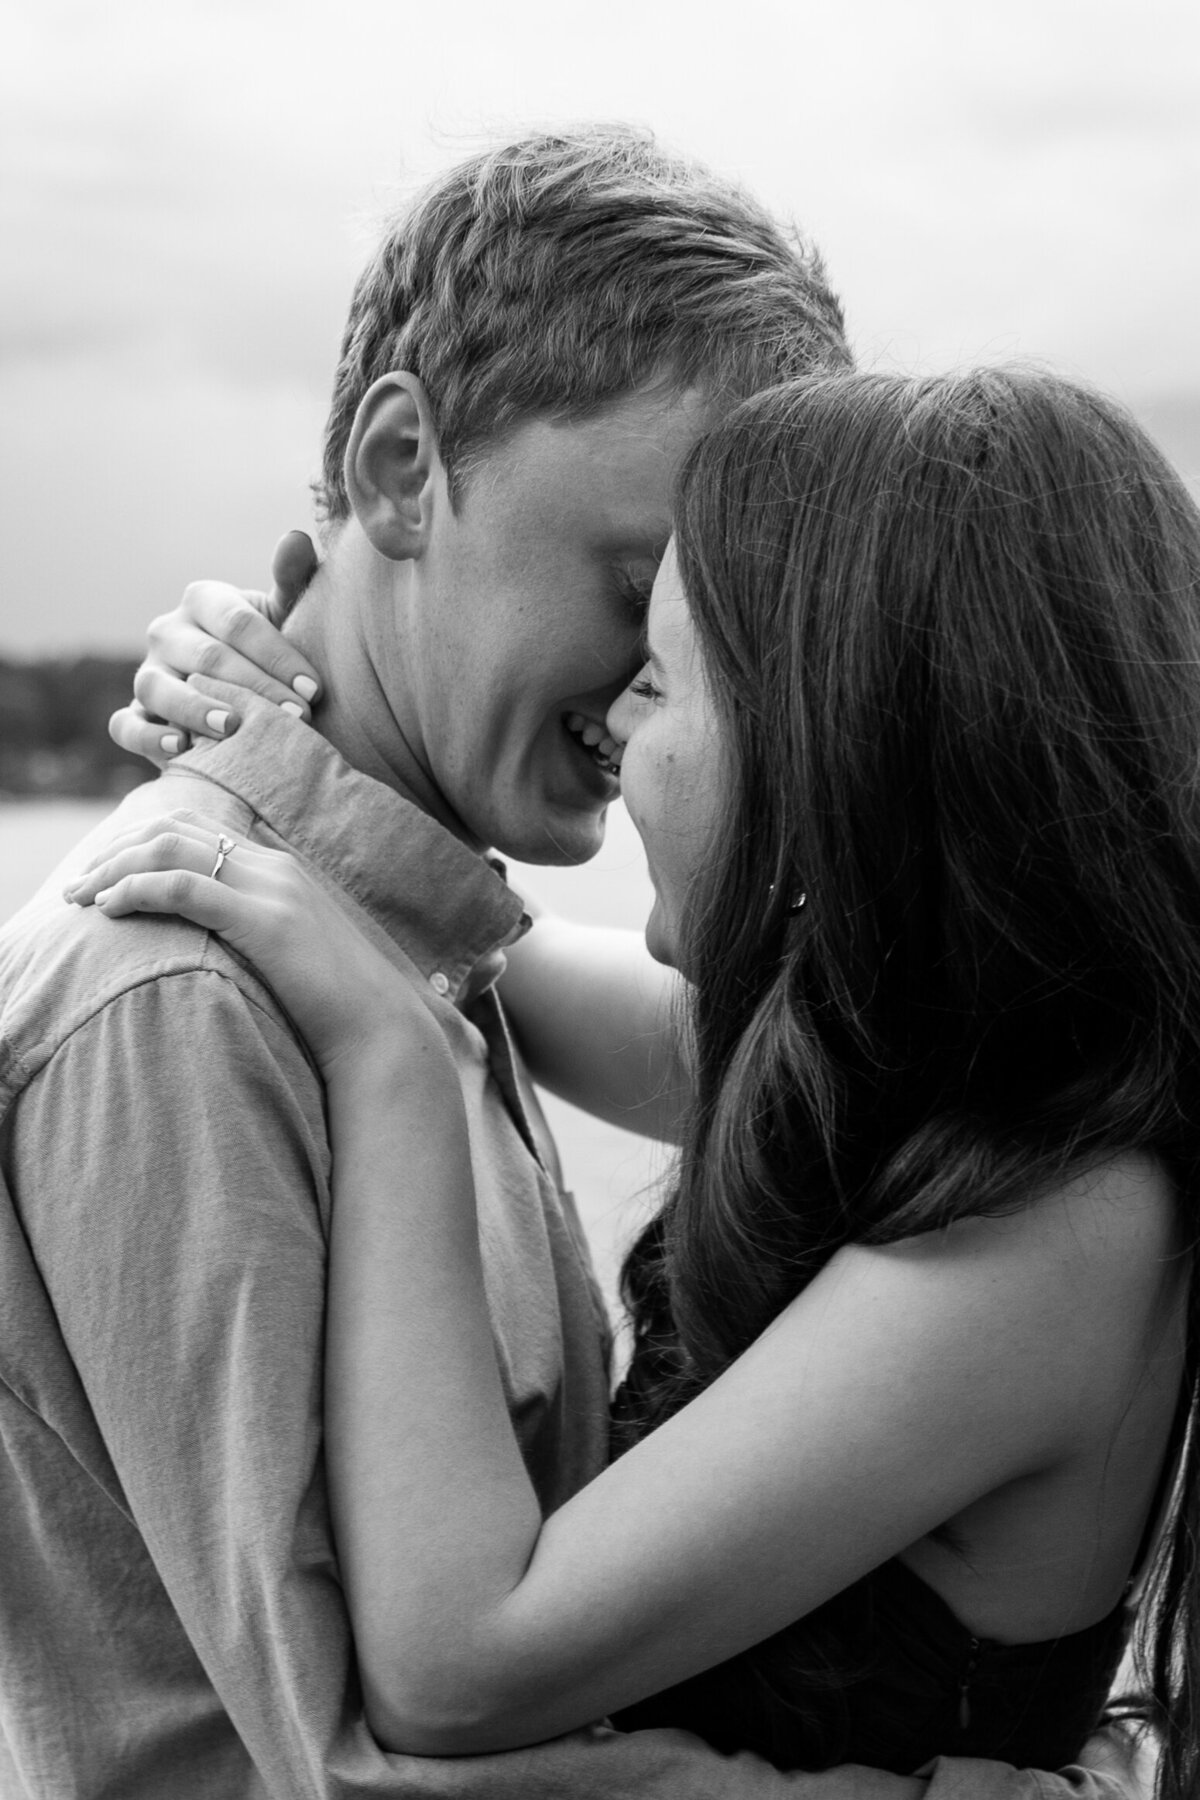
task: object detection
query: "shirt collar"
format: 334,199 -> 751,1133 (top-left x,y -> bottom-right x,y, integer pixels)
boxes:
165,699 -> 528,999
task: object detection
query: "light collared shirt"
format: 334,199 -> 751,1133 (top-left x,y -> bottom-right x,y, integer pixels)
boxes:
0,702 -> 1148,1800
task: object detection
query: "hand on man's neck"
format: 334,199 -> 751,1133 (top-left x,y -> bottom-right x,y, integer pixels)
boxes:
282,530 -> 483,852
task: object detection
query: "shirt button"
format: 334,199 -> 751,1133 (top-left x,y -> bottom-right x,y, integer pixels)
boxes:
429,971 -> 450,996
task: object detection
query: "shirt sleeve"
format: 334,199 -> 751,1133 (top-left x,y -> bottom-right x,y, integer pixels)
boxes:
14,967 -> 348,1789
11,964 -> 836,1799
916,1725 -> 1157,1800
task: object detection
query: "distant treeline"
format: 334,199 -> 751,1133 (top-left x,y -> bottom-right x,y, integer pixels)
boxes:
0,656 -> 146,798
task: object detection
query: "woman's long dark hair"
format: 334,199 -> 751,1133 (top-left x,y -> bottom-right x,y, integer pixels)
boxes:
615,369 -> 1200,1795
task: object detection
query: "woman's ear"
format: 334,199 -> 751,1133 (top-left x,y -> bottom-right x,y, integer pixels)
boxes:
344,373 -> 443,561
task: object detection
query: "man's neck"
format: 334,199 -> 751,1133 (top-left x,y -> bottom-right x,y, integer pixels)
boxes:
282,530 -> 480,849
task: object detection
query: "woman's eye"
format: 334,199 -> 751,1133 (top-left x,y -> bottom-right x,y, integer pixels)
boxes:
629,677 -> 662,702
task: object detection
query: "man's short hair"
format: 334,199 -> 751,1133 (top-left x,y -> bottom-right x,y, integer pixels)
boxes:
318,124 -> 852,519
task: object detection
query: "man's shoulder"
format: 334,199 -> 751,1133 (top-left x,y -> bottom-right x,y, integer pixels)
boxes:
0,776 -> 297,1109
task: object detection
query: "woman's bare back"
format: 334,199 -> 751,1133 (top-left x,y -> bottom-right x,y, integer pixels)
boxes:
901,1150 -> 1189,1644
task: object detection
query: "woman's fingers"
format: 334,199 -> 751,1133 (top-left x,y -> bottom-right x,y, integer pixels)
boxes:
135,656 -> 243,740
108,699 -> 189,765
163,579 -> 321,705
91,868 -> 252,934
110,647 -> 316,768
140,620 -> 313,725
109,645 -> 251,764
107,557 -> 323,774
84,809 -> 218,855
65,813 -> 252,901
67,826 -> 223,906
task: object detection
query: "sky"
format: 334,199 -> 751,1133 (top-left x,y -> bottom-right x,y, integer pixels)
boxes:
1,0 -> 1197,655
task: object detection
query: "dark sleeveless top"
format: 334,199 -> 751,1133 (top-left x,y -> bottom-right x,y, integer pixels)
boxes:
612,1391 -> 1186,1775
614,1554 -> 1131,1774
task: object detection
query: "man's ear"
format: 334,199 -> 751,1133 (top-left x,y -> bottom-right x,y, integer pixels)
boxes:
344,373 -> 443,561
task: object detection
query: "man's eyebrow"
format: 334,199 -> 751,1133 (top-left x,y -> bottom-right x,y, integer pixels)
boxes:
612,562 -> 657,627
600,520 -> 670,556
611,551 -> 660,585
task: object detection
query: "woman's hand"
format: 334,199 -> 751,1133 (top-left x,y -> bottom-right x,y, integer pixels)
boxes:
64,810 -> 437,1078
108,532 -> 323,768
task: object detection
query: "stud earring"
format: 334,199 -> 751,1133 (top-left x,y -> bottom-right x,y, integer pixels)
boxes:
768,883 -> 808,916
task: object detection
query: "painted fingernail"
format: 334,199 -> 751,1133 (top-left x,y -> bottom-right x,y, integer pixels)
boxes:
161,733 -> 182,756
206,711 -> 231,735
292,675 -> 318,702
280,700 -> 304,719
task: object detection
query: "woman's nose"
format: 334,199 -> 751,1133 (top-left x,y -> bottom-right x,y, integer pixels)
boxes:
605,686 -> 633,747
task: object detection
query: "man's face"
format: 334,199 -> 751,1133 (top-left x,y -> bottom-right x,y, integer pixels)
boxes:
407,384 -> 710,865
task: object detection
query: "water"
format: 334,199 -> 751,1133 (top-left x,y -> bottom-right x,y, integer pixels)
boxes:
0,800 -> 114,922
0,793 -> 668,1317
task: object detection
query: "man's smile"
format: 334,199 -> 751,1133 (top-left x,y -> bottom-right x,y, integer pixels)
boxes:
564,711 -> 623,779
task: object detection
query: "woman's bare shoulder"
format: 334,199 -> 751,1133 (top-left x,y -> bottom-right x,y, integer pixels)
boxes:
837,1150 -> 1185,1432
866,1149 -> 1180,1273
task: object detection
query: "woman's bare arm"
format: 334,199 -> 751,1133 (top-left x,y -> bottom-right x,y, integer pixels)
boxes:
500,896 -> 689,1140
69,818 -> 1176,1771
326,1110 -> 1171,1756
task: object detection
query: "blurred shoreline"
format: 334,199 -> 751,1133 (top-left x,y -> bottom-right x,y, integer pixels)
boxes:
0,655 -> 144,800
